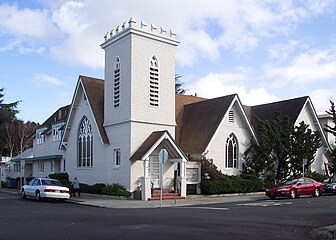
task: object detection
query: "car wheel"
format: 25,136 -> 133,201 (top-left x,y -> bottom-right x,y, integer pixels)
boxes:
289,189 -> 297,199
313,188 -> 320,197
36,191 -> 42,201
21,190 -> 26,199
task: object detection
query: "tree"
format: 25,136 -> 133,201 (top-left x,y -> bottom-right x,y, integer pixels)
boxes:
175,74 -> 187,94
288,121 -> 321,177
269,111 -> 292,181
3,121 -> 17,157
324,100 -> 336,176
244,111 -> 322,183
16,120 -> 37,154
243,119 -> 275,179
0,88 -> 20,156
325,100 -> 336,138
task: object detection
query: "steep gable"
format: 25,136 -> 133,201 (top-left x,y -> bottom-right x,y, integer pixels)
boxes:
249,96 -> 308,136
178,94 -> 236,154
61,76 -> 109,147
80,76 -> 109,144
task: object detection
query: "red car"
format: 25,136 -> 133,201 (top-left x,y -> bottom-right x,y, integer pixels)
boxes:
265,177 -> 323,199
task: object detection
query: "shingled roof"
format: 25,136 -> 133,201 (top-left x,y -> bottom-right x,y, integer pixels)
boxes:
80,76 -> 109,144
175,94 -> 207,145
178,94 -> 237,154
249,96 -> 309,136
37,105 -> 70,135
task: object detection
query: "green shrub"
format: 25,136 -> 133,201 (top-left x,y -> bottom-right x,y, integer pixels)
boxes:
200,174 -> 263,195
305,171 -> 328,183
87,183 -> 106,194
79,183 -> 91,193
101,183 -> 131,198
49,172 -> 69,180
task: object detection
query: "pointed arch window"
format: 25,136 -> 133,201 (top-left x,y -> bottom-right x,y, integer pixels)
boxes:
225,133 -> 238,168
114,57 -> 121,108
149,55 -> 159,107
78,116 -> 93,168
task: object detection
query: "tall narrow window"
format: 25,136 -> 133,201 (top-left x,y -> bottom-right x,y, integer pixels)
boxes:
113,149 -> 121,167
225,133 -> 238,169
78,116 -> 93,168
36,129 -> 46,144
114,57 -> 121,108
52,125 -> 63,141
38,161 -> 44,173
149,55 -> 159,106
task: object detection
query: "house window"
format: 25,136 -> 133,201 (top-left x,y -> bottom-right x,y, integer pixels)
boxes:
113,149 -> 121,167
38,161 -> 44,173
229,110 -> 234,123
14,163 -> 21,173
78,116 -> 93,168
114,57 -> 121,108
225,133 -> 238,168
149,55 -> 159,107
52,125 -> 63,141
36,129 -> 46,144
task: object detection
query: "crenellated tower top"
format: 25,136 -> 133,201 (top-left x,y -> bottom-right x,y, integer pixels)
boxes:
101,17 -> 178,49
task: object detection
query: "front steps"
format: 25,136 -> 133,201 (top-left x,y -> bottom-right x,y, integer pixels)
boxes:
148,188 -> 185,201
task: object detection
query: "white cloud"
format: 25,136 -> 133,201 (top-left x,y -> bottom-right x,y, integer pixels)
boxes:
0,4 -> 58,39
310,88 -> 336,114
186,71 -> 278,105
1,0 -> 335,69
265,48 -> 336,88
35,73 -> 63,86
33,0 -> 336,68
0,40 -> 45,54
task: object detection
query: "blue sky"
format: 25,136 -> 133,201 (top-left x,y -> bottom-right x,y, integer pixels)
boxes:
1,0 -> 336,123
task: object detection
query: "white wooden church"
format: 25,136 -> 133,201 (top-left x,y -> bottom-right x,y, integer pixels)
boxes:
10,18 -> 332,200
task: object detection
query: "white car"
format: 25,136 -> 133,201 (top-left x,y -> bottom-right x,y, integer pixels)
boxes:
20,178 -> 70,201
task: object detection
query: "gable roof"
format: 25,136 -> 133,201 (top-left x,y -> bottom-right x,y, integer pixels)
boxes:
249,96 -> 308,136
178,94 -> 237,154
248,96 -> 331,151
130,130 -> 187,161
80,76 -> 109,144
250,96 -> 308,123
175,94 -> 207,144
61,76 -> 109,146
36,105 -> 70,135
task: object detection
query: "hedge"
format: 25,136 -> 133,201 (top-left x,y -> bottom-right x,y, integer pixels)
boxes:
200,174 -> 263,195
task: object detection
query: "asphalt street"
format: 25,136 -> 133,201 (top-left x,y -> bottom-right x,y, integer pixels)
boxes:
0,189 -> 335,240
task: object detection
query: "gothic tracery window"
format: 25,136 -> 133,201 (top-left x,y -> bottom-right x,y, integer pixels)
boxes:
225,133 -> 238,169
78,116 -> 93,168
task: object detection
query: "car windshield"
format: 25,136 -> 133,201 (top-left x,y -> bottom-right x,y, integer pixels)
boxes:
41,179 -> 62,186
280,179 -> 298,185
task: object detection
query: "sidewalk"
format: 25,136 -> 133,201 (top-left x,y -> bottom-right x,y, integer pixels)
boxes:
0,187 -> 264,208
67,191 -> 266,209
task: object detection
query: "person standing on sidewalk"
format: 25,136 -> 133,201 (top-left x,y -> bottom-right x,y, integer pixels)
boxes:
71,177 -> 81,197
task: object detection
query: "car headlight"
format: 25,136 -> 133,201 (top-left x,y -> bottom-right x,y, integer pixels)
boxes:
277,188 -> 288,191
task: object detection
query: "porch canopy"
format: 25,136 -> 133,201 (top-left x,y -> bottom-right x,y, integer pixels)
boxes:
130,130 -> 188,200
12,155 -> 63,163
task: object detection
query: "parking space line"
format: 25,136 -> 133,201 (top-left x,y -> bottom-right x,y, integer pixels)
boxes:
237,201 -> 293,207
